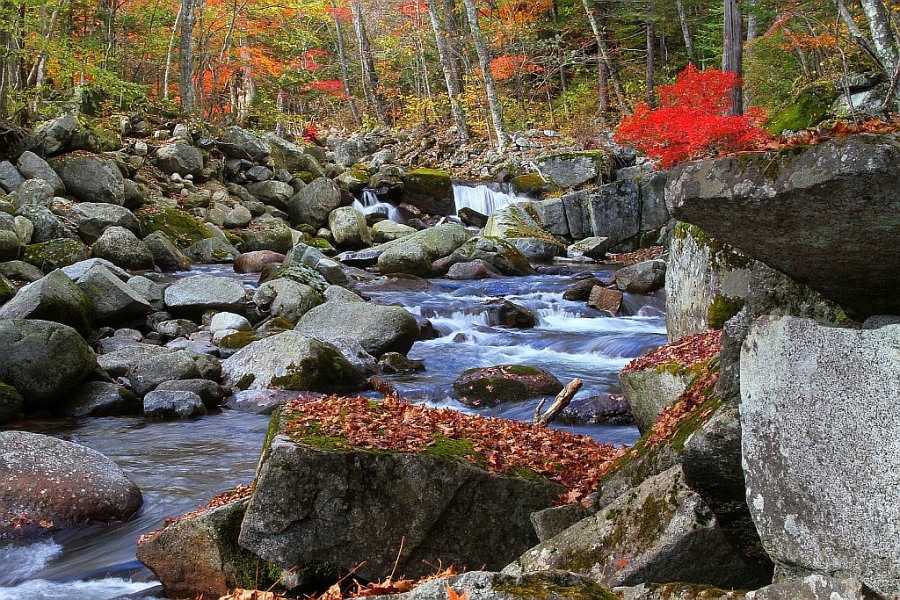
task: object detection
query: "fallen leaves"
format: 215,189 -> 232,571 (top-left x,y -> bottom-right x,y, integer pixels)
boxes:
282,396 -> 624,503
622,330 -> 722,374
643,362 -> 719,449
137,483 -> 255,546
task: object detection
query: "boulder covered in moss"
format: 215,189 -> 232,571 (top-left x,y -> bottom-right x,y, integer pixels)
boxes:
368,571 -> 617,600
221,331 -> 362,391
137,494 -> 281,600
511,173 -> 557,197
135,204 -> 213,249
377,223 -> 469,276
442,236 -> 534,276
238,410 -> 564,581
505,465 -> 759,590
233,221 -> 293,254
91,226 -> 155,271
453,365 -> 563,408
401,168 -> 454,215
0,381 -> 23,424
23,238 -> 89,272
0,269 -> 94,334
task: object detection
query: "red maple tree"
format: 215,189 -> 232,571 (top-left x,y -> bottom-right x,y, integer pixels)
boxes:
616,64 -> 770,168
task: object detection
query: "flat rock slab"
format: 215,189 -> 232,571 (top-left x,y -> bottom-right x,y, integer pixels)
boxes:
666,133 -> 900,317
741,316 -> 900,598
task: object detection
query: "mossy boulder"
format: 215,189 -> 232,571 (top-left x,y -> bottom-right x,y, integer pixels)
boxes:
0,269 -> 95,334
505,465 -> 758,589
767,83 -> 837,134
443,236 -> 534,276
377,223 -> 469,276
368,571 -> 618,600
402,168 -> 454,215
91,226 -> 155,271
136,204 -> 213,249
0,273 -> 16,305
233,221 -> 293,254
511,173 -> 557,197
23,238 -> 89,272
137,495 -> 282,599
536,150 -> 610,189
453,365 -> 563,408
221,331 -> 362,392
0,381 -> 23,424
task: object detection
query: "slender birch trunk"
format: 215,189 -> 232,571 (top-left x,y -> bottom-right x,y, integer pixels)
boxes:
349,0 -> 387,125
330,0 -> 361,126
178,0 -> 196,114
426,0 -> 469,140
461,0 -> 510,151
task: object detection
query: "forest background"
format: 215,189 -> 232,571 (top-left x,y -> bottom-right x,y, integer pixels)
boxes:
1,0 -> 898,150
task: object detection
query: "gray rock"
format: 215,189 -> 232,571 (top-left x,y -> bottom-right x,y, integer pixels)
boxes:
530,504 -> 590,543
209,312 -> 252,334
505,466 -> 758,589
616,259 -> 667,294
667,133 -> 900,316
15,152 -> 67,196
0,269 -> 94,333
183,236 -> 239,264
246,180 -> 295,209
512,238 -> 560,263
18,204 -> 75,243
10,178 -> 55,207
0,160 -> 25,192
741,316 -> 900,598
217,127 -> 270,162
287,177 -> 342,228
92,226 -> 155,271
265,133 -> 308,171
639,170 -> 670,232
28,114 -> 79,156
281,242 -> 348,288
155,143 -> 203,176
665,224 -> 752,342
127,275 -> 165,309
0,229 -> 20,261
239,425 -> 564,581
568,236 -> 610,260
328,206 -> 371,249
58,381 -> 141,417
223,205 -> 252,228
446,259 -> 500,280
620,368 -> 692,434
143,390 -> 207,419
143,231 -> 191,271
295,301 -> 418,356
164,275 -> 246,314
51,155 -> 125,205
254,279 -> 322,323
0,260 -> 44,283
128,349 -> 201,397
221,331 -> 361,391
0,430 -> 142,536
371,220 -> 415,243
377,223 -> 469,277
444,236 -> 534,277
453,364 -> 563,408
97,343 -> 174,377
155,318 -> 198,338
67,203 -> 140,243
75,263 -> 152,323
585,180 -> 641,250
746,575 -> 879,600
13,215 -> 33,244
155,379 -> 227,409
60,257 -> 129,282
370,571 -> 609,600
233,221 -> 293,254
0,319 -> 97,410
537,151 -> 608,189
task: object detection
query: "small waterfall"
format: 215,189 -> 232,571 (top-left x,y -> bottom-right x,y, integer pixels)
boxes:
351,189 -> 403,223
453,183 -> 522,216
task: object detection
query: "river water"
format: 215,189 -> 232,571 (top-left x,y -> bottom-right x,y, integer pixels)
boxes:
0,189 -> 667,598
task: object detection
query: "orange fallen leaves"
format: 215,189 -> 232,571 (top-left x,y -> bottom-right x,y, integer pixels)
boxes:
622,330 -> 721,374
282,396 -> 624,503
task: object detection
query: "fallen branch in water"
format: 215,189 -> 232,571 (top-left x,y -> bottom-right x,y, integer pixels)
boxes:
533,378 -> 582,427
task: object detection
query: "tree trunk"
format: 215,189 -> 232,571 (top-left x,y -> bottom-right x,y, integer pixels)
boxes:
440,0 -> 466,93
427,0 -> 469,140
461,0 -> 510,151
349,0 -> 387,125
330,0 -> 361,126
163,4 -> 182,100
746,0 -> 758,41
646,0 -> 655,108
581,0 -> 627,112
178,0 -> 195,114
676,0 -> 694,60
723,0 -> 743,115
860,0 -> 899,76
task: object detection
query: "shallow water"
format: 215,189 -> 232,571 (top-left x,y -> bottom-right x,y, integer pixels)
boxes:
1,266 -> 666,598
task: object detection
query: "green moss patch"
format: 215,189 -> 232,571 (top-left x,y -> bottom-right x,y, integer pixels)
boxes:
136,204 -> 213,248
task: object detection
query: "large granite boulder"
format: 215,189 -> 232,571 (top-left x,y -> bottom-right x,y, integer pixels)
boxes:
137,496 -> 280,599
328,206 -> 372,249
155,143 -> 203,176
50,155 -> 125,205
0,269 -> 94,334
367,571 -> 617,600
27,114 -> 80,157
254,279 -> 322,323
22,238 -> 89,271
217,127 -> 270,162
505,466 -> 758,589
401,168 -> 454,215
66,202 -> 141,243
453,365 -> 563,408
665,223 -> 753,342
294,301 -> 419,356
377,223 -> 469,276
666,133 -> 900,317
127,350 -> 201,397
73,263 -> 152,323
17,151 -> 65,195
443,236 -> 534,276
536,151 -> 609,189
164,274 -> 246,314
91,226 -> 155,271
221,331 -> 361,391
741,316 -> 900,597
238,418 -> 564,581
620,368 -> 692,434
287,177 -> 342,228
0,430 -> 142,536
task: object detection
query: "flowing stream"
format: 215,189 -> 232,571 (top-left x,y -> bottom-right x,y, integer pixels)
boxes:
0,263 -> 666,599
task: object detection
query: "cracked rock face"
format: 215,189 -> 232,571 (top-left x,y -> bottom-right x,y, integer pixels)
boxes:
741,316 -> 900,598
666,133 -> 900,317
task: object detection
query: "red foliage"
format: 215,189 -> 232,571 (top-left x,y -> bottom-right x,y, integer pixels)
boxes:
622,330 -> 722,374
490,55 -> 544,81
616,65 -> 771,168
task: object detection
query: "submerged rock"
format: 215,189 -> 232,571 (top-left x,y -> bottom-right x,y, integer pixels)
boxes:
453,365 -> 563,408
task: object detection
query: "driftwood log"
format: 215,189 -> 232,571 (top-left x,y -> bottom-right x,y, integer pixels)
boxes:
533,378 -> 583,427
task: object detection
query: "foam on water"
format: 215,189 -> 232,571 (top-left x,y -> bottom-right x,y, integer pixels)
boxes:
453,183 -> 521,216
351,189 -> 403,222
0,539 -> 63,585
0,578 -> 160,600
